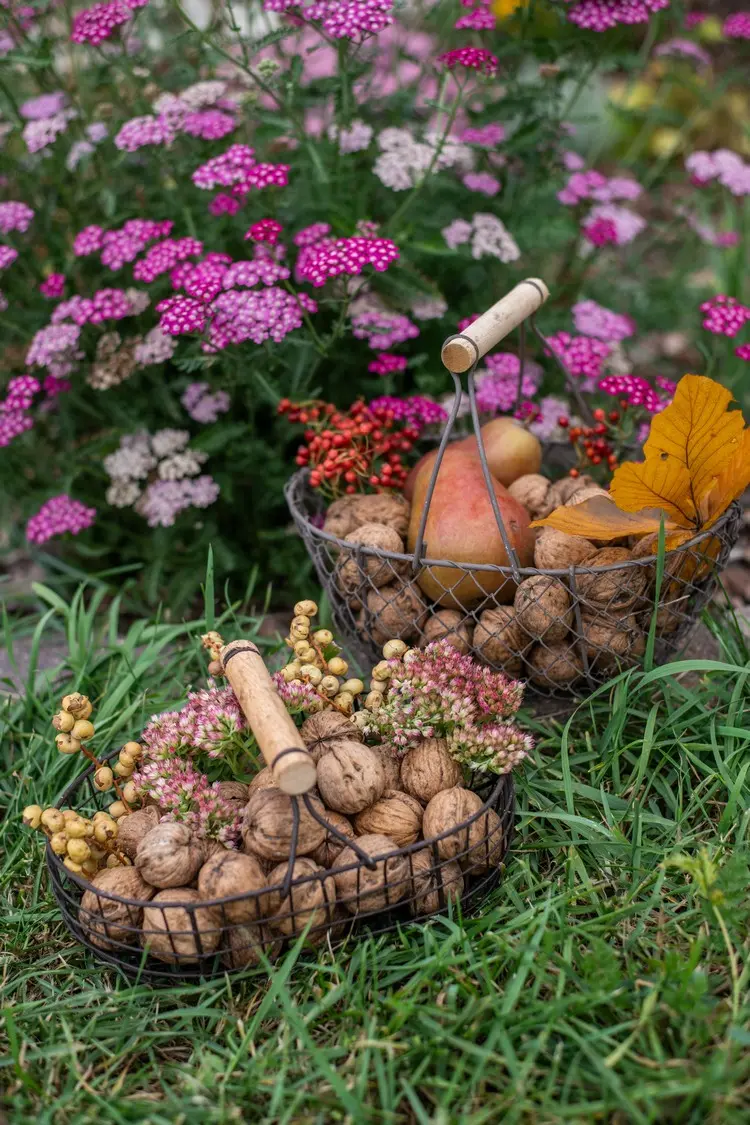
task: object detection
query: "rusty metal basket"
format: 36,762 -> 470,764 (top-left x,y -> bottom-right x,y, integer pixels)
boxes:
48,750 -> 514,982
285,280 -> 741,696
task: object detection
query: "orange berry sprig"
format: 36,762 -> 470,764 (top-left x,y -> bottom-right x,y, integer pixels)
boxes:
278,397 -> 418,498
558,406 -> 622,477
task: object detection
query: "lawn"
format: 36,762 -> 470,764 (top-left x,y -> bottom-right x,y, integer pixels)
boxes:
2,584 -> 749,1123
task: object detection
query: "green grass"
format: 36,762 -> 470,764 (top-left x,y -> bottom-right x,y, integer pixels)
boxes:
2,586 -> 750,1124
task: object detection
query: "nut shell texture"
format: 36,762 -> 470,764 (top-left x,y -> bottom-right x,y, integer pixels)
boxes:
135,822 -> 204,889
241,789 -> 327,861
197,851 -> 266,924
354,790 -> 424,847
316,742 -> 386,815
333,833 -> 409,915
141,888 -> 221,964
80,867 -> 155,950
116,806 -> 161,860
399,740 -> 462,804
422,788 -> 484,862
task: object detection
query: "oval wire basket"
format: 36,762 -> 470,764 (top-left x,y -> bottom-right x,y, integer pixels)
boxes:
48,751 -> 515,982
285,281 -> 741,695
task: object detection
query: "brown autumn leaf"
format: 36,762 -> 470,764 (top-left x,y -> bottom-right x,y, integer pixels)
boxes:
530,495 -> 680,541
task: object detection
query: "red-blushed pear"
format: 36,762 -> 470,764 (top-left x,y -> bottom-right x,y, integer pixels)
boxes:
459,418 -> 542,487
407,446 -> 535,608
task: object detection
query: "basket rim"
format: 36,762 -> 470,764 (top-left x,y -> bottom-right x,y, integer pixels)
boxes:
285,469 -> 739,579
49,752 -> 513,911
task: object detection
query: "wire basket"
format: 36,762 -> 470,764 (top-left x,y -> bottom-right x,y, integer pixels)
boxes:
285,279 -> 741,696
48,752 -> 515,983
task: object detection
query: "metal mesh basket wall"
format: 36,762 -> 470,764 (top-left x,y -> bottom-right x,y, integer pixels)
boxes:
48,755 -> 515,982
286,470 -> 741,697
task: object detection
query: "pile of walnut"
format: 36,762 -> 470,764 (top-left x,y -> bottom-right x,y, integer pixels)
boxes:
50,725 -> 503,968
322,474 -> 684,690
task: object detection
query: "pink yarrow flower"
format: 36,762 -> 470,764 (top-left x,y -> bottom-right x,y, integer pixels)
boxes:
572,299 -> 635,342
263,0 -> 394,40
0,201 -> 34,234
437,47 -> 499,77
26,495 -> 96,544
0,246 -> 17,270
700,295 -> 750,338
599,374 -> 668,414
654,38 -> 711,67
369,395 -> 447,430
351,309 -> 419,350
70,0 -> 146,46
460,123 -> 505,147
723,13 -> 750,39
294,222 -> 331,247
20,92 -> 66,120
564,0 -> 669,32
546,332 -> 611,380
462,172 -> 501,196
40,273 -> 66,298
735,344 -> 750,362
368,352 -> 408,376
245,219 -> 283,244
181,382 -> 231,423
295,236 -> 399,287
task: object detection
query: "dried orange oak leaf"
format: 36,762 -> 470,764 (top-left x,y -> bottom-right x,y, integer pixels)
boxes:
643,374 -> 745,503
701,426 -> 750,525
609,456 -> 696,526
530,495 -> 679,541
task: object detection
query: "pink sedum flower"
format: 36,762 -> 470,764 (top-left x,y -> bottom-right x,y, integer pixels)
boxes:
26,495 -> 96,544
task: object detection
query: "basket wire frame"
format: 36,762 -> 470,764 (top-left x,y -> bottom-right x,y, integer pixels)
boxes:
48,751 -> 515,982
285,308 -> 742,694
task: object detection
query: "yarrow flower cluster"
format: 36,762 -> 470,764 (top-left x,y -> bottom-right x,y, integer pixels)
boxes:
369,394 -> 447,429
72,218 -> 174,271
26,323 -> 83,377
475,354 -> 542,414
39,273 -> 65,299
442,212 -> 520,262
0,201 -> 34,234
572,299 -> 635,342
103,429 -> 220,525
181,381 -> 231,423
368,352 -> 407,376
264,0 -> 394,40
0,374 -> 41,447
460,122 -> 505,147
437,47 -> 499,77
564,0 -> 669,32
296,235 -> 399,287
367,641 -> 532,775
546,332 -> 611,382
685,149 -> 750,197
133,757 -> 243,846
373,126 -> 473,191
700,295 -> 750,338
462,172 -> 500,196
598,373 -> 670,413
654,38 -> 711,67
723,12 -> 750,39
455,0 -> 495,31
557,169 -> 642,207
191,143 -> 290,202
583,204 -> 646,246
328,119 -> 373,153
351,307 -> 420,350
26,494 -> 96,544
71,0 -> 147,47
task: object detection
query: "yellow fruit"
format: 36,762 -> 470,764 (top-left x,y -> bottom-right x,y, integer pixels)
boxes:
71,719 -> 95,741
22,805 -> 43,829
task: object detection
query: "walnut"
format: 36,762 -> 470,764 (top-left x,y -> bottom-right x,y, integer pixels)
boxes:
420,610 -> 473,654
422,787 -> 484,862
565,485 -> 610,507
349,493 -> 410,538
309,810 -> 356,867
216,781 -> 249,804
514,575 -> 573,643
116,805 -> 160,860
135,822 -> 204,888
80,867 -> 155,950
265,857 -> 337,940
369,744 -> 402,791
473,607 -> 529,675
247,766 -> 278,795
241,789 -> 327,861
336,523 -> 407,599
583,613 -> 645,668
534,527 -> 595,570
316,742 -> 385,814
648,581 -> 690,634
197,851 -> 266,924
222,922 -> 281,969
577,547 -> 647,611
507,473 -> 551,519
141,888 -> 221,964
367,582 -> 428,646
300,710 -> 362,763
400,739 -> 462,804
407,851 -> 464,916
333,833 -> 409,914
527,642 -> 583,688
538,473 -> 595,517
354,790 -> 423,847
323,496 -> 358,539
461,805 -> 504,873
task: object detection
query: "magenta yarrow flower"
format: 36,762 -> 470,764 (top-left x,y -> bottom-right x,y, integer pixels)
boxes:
157,295 -> 208,336
295,236 -> 399,287
724,12 -> 750,38
598,374 -> 668,414
546,332 -> 611,380
208,193 -> 241,216
294,222 -> 331,247
584,204 -> 646,245
133,237 -> 203,283
564,0 -> 669,32
370,395 -> 447,430
245,218 -> 283,244
51,287 -> 136,326
462,171 -> 500,196
263,0 -> 394,40
70,0 -> 146,46
475,355 -> 542,414
0,201 -> 34,234
460,122 -> 505,147
222,255 -> 290,289
368,352 -> 408,376
735,344 -> 750,362
26,495 -> 96,544
558,169 -> 641,206
192,144 -> 289,195
39,273 -> 66,298
583,216 -> 618,246
2,374 -> 41,412
0,245 -> 17,270
351,309 -> 419,350
685,149 -> 750,196
437,47 -> 499,77
455,6 -> 495,31
572,299 -> 635,342
700,295 -> 750,338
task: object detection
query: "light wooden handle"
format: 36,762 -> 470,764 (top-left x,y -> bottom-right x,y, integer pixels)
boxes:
441,278 -> 550,374
220,640 -> 317,796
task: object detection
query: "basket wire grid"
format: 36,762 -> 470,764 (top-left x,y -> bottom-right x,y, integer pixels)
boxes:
285,301 -> 741,695
48,751 -> 515,982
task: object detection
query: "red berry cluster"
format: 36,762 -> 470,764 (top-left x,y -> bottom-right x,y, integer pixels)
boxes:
558,407 -> 621,476
279,398 -> 418,497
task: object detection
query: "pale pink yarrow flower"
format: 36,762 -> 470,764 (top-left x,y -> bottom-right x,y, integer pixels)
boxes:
26,495 -> 96,544
20,93 -> 67,120
442,219 -> 472,249
463,172 -> 500,196
0,246 -> 17,270
460,123 -> 505,148
329,119 -> 373,153
0,201 -> 34,234
182,382 -> 231,423
572,299 -> 635,342
470,213 -> 520,262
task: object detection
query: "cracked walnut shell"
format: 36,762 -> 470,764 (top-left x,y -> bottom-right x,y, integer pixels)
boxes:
577,547 -> 647,611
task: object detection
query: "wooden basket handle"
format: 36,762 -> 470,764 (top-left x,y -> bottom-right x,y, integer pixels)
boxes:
220,640 -> 317,796
441,278 -> 550,374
